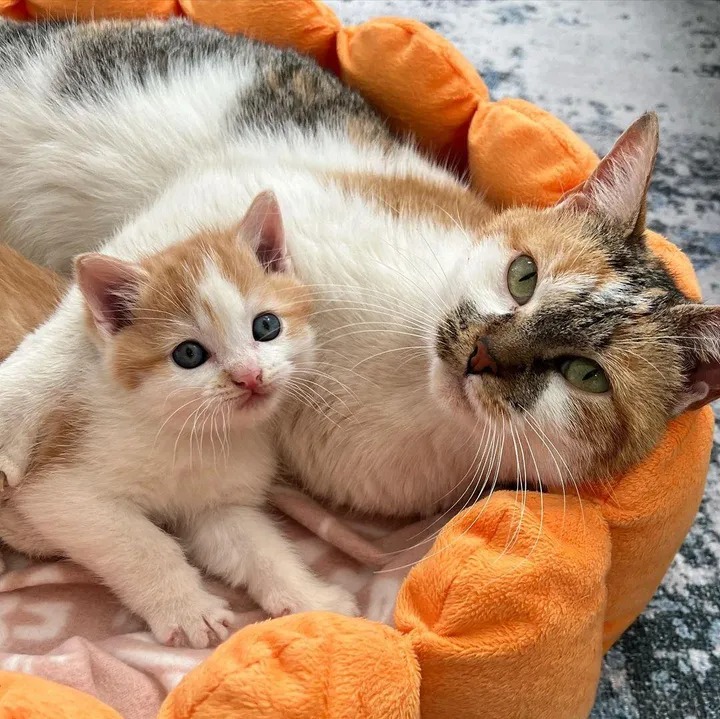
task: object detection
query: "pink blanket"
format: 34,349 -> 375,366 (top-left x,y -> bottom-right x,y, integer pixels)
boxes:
0,487 -> 448,718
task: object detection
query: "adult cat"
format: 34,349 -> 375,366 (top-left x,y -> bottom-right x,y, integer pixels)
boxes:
0,19 -> 718,517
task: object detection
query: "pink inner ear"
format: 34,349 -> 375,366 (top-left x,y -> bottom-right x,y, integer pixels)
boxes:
685,362 -> 720,412
556,112 -> 658,233
240,190 -> 289,273
75,254 -> 144,336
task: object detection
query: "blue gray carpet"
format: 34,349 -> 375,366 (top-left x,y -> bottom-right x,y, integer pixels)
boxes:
328,2 -> 720,716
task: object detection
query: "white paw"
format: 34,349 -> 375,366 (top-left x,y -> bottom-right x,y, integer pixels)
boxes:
149,591 -> 235,649
262,581 -> 359,619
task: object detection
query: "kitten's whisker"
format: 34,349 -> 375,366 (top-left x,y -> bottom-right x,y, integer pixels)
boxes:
294,360 -> 374,387
291,376 -> 354,415
285,382 -> 344,430
153,396 -> 204,450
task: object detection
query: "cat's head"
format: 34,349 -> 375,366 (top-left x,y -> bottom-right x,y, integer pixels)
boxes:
76,191 -> 314,430
432,113 -> 720,485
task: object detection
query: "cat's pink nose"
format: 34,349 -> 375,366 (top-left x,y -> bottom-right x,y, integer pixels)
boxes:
467,337 -> 498,375
230,368 -> 263,391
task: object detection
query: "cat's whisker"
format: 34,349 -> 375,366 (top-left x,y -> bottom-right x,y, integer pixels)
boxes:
523,424 -> 546,560
504,419 -> 527,554
322,318 -> 429,339
286,298 -> 435,331
375,419 -> 506,575
365,255 -> 447,318
378,419 -> 489,556
316,328 -> 428,351
523,410 -> 585,534
350,344 -> 428,371
276,282 -> 440,325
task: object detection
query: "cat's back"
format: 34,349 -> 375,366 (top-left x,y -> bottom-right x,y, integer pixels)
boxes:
0,18 -> 377,132
0,18 -> 391,271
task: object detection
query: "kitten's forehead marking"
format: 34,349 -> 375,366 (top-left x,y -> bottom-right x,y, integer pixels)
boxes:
197,258 -> 250,347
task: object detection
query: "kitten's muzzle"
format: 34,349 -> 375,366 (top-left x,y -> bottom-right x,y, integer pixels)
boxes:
466,337 -> 498,376
229,367 -> 263,393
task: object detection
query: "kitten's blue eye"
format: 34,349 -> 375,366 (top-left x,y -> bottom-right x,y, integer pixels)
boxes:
252,313 -> 282,342
172,341 -> 209,369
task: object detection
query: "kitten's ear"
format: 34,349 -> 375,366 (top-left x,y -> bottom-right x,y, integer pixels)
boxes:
668,304 -> 720,415
557,112 -> 659,238
239,190 -> 289,273
75,253 -> 146,337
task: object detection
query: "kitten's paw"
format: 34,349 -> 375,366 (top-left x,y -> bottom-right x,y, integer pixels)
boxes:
150,592 -> 235,649
264,581 -> 359,619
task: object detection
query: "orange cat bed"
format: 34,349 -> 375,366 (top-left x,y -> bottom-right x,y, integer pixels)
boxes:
0,1 -> 713,718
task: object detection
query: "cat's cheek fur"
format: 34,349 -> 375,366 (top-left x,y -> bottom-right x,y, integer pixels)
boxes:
428,356 -> 477,425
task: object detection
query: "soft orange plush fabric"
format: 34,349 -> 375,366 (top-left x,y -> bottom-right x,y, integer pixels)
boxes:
0,2 -> 713,718
0,670 -> 123,718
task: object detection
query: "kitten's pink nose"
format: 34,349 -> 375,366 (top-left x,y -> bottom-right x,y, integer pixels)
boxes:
230,368 -> 263,391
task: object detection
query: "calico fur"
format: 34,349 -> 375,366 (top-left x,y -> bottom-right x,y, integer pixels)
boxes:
0,19 -> 717,521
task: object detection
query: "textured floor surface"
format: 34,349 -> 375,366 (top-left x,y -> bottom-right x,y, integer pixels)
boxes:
328,2 -> 720,716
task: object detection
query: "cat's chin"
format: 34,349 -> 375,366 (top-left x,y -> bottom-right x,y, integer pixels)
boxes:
429,358 -> 483,427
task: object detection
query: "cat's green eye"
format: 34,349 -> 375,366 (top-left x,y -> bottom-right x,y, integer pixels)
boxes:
560,358 -> 610,394
507,255 -> 538,305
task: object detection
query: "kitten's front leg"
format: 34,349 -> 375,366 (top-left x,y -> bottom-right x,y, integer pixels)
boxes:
19,492 -> 234,648
183,505 -> 359,618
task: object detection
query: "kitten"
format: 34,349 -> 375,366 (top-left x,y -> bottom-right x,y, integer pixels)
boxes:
0,19 -> 717,520
0,193 -> 357,648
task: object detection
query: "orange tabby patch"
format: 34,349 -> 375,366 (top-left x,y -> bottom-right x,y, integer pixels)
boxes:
0,245 -> 82,473
0,245 -> 65,362
326,171 -> 493,232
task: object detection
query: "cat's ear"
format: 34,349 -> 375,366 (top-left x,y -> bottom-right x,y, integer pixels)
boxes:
667,304 -> 720,415
75,253 -> 147,337
556,112 -> 659,238
239,190 -> 289,273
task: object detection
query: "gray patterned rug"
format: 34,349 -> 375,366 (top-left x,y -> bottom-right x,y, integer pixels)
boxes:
328,2 -> 720,716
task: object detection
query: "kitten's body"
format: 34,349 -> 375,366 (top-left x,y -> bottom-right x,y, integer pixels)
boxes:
0,217 -> 358,647
0,19 -> 718,522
